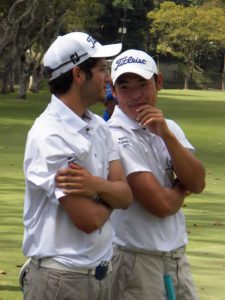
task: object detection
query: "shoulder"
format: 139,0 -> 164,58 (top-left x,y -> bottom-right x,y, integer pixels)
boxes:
166,119 -> 194,150
166,119 -> 181,130
28,113 -> 64,144
166,119 -> 185,135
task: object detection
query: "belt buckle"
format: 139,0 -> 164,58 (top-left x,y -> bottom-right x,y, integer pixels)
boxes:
95,261 -> 109,280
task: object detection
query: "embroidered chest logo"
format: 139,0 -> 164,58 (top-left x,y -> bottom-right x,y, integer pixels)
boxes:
118,136 -> 131,149
87,36 -> 97,48
114,56 -> 147,71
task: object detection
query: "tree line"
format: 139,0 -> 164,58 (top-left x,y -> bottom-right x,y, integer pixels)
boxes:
0,0 -> 224,98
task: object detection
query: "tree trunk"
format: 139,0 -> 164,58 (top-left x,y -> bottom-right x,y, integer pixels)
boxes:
1,71 -> 9,94
221,52 -> 225,91
29,65 -> 43,93
9,71 -> 15,92
18,66 -> 29,99
17,53 -> 30,99
184,70 -> 189,89
18,76 -> 27,99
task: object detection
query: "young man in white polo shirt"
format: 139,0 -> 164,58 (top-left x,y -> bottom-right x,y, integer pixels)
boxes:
21,32 -> 132,300
106,50 -> 205,300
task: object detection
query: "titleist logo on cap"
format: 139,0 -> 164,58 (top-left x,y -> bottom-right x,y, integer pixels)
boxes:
87,36 -> 97,48
114,56 -> 147,70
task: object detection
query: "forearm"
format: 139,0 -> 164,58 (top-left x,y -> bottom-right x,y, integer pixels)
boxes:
163,185 -> 188,216
56,160 -> 132,210
59,195 -> 112,234
142,186 -> 186,218
94,177 -> 132,209
128,172 -> 187,218
162,131 -> 205,193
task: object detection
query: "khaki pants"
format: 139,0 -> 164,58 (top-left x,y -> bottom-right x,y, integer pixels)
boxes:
112,246 -> 199,300
23,261 -> 112,300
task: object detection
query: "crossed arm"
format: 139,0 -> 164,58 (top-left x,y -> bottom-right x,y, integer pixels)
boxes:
57,160 -> 132,233
127,171 -> 189,218
136,104 -> 206,194
127,104 -> 206,218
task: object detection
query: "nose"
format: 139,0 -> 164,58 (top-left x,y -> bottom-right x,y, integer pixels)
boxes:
105,70 -> 111,82
130,89 -> 142,102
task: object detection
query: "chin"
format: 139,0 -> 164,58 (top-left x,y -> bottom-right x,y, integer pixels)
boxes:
127,111 -> 137,120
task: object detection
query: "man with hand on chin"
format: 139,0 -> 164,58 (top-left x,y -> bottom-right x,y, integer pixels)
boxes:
107,49 -> 205,300
56,48 -> 205,300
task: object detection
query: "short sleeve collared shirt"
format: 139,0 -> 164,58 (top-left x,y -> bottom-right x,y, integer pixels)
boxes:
23,95 -> 119,268
108,106 -> 194,251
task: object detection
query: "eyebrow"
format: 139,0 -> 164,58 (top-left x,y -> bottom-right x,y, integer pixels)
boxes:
117,77 -> 147,84
97,62 -> 107,69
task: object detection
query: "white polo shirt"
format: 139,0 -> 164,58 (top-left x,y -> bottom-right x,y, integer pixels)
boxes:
108,106 -> 194,252
23,95 -> 119,268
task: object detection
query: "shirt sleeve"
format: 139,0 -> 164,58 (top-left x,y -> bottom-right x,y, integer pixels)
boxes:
111,129 -> 151,176
166,119 -> 195,152
107,129 -> 120,163
24,130 -> 90,200
96,115 -> 120,163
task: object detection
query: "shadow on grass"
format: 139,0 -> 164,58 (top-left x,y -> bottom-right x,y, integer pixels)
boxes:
160,92 -> 205,98
0,285 -> 21,292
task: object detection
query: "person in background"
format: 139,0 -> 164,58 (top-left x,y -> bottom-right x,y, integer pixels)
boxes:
107,49 -> 206,300
103,82 -> 118,121
20,32 -> 132,300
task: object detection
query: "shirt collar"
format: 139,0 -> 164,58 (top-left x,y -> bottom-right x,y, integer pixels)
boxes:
50,95 -> 94,132
110,105 -> 145,131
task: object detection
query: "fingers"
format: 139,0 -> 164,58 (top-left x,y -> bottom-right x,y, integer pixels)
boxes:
56,177 -> 82,189
138,113 -> 162,126
68,162 -> 82,169
136,106 -> 163,125
56,167 -> 80,177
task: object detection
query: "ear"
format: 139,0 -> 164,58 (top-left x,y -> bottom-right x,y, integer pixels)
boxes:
72,66 -> 85,84
155,73 -> 163,91
111,84 -> 117,98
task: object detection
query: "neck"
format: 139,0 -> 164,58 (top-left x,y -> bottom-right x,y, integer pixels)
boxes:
57,91 -> 87,118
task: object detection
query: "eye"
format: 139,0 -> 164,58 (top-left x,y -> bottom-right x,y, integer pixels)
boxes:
140,81 -> 148,87
119,84 -> 129,90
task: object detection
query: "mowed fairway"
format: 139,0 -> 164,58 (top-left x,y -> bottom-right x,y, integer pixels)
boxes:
0,89 -> 224,300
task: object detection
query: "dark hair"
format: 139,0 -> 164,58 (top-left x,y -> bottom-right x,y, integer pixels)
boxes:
48,57 -> 100,95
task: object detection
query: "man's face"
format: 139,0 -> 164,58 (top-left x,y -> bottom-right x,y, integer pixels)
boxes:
114,73 -> 159,119
80,58 -> 110,106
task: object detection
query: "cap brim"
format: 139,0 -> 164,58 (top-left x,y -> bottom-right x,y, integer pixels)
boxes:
112,65 -> 154,85
92,43 -> 122,58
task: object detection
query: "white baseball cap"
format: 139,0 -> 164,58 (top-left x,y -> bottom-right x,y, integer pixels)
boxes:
43,32 -> 122,81
111,49 -> 158,85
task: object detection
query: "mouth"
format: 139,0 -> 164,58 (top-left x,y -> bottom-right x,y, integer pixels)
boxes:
130,103 -> 146,109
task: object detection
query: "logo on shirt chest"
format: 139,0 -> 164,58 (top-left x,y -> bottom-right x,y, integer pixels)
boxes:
118,136 -> 131,149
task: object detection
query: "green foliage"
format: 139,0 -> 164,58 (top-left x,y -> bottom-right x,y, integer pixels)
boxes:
148,1 -> 225,58
96,0 -> 154,49
148,1 -> 225,88
65,0 -> 104,37
188,0 -> 205,6
112,0 -> 133,9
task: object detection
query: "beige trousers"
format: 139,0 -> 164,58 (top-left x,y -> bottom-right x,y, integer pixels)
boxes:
111,246 -> 199,300
23,261 -> 112,300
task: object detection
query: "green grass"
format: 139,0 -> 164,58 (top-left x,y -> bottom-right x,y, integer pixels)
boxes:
157,90 -> 225,299
0,89 -> 224,299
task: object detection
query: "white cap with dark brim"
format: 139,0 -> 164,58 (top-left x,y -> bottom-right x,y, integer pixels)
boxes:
43,32 -> 122,81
